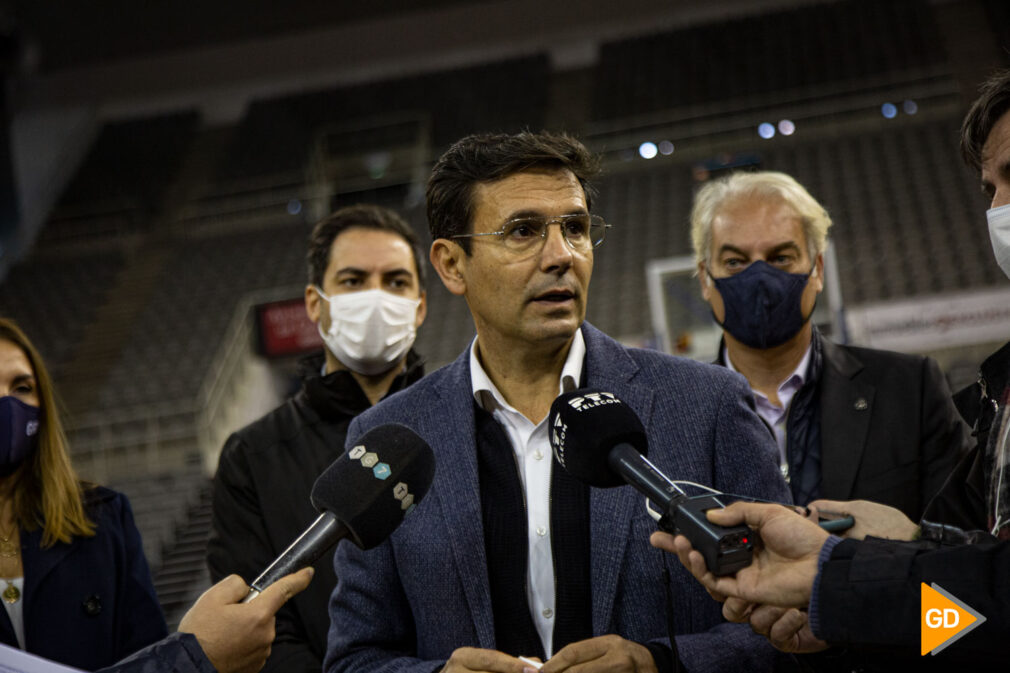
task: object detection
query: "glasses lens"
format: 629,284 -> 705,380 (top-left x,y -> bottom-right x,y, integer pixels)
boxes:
588,216 -> 607,247
501,217 -> 546,251
560,215 -> 592,250
498,215 -> 607,254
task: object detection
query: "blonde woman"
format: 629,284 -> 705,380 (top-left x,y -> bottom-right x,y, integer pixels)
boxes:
0,318 -> 166,669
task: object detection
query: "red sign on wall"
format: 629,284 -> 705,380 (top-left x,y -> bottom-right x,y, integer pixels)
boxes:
255,297 -> 323,358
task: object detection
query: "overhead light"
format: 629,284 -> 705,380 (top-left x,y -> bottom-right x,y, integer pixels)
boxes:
639,142 -> 658,159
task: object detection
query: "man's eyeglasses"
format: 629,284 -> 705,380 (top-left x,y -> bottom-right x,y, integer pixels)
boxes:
451,214 -> 610,256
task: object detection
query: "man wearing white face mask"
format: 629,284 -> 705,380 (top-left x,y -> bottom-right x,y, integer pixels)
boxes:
208,204 -> 427,673
923,69 -> 1010,540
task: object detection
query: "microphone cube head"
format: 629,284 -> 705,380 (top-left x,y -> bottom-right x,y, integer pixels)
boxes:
311,423 -> 435,549
548,389 -> 648,488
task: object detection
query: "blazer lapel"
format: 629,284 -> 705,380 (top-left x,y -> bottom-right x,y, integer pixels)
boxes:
819,340 -> 875,499
20,527 -> 76,627
425,353 -> 496,648
582,323 -> 653,635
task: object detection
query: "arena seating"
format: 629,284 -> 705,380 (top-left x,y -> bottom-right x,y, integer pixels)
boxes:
97,223 -> 309,409
0,251 -> 125,378
3,0 -> 1007,622
55,111 -> 200,214
218,55 -> 550,182
593,0 -> 946,121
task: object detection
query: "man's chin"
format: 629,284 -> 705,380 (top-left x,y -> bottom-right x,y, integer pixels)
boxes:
529,316 -> 583,343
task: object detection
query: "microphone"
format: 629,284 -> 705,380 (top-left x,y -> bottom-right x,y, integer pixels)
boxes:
244,423 -> 435,601
548,389 -> 753,576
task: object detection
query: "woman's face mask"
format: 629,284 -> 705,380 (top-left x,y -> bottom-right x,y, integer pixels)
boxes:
0,396 -> 39,477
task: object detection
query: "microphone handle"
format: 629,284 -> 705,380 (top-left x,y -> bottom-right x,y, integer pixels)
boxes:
244,511 -> 349,602
607,443 -> 680,507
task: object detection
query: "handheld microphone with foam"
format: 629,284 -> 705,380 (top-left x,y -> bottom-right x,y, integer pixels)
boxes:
244,423 -> 434,601
548,389 -> 754,576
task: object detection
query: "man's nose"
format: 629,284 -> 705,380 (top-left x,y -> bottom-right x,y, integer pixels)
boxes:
540,223 -> 574,270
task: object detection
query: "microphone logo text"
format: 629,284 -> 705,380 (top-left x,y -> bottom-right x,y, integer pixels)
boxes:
567,392 -> 620,411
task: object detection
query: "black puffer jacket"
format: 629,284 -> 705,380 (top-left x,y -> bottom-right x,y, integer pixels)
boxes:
923,340 -> 1010,532
207,351 -> 423,672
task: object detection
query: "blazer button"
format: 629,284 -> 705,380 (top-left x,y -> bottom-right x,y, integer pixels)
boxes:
82,594 -> 102,616
853,398 -> 868,411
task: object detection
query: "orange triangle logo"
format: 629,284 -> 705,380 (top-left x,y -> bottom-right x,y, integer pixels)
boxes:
921,583 -> 986,655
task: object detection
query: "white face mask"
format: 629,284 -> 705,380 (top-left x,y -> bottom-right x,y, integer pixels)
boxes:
315,287 -> 421,376
988,203 -> 1010,280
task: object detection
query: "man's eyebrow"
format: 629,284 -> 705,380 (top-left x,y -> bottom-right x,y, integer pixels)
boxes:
767,242 -> 802,255
335,267 -> 367,275
382,268 -> 414,278
503,208 -> 588,221
717,244 -> 748,257
717,241 -> 802,258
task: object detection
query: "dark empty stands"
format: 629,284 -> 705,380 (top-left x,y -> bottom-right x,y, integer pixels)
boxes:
0,251 -> 125,377
593,0 -> 947,121
219,55 -> 550,181
97,223 -> 309,409
57,112 -> 200,212
983,0 -> 1010,67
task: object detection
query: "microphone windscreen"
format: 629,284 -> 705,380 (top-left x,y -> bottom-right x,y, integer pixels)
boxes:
311,423 -> 435,549
548,389 -> 648,488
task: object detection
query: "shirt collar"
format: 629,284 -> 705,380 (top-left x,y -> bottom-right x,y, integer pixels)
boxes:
470,328 -> 586,414
724,340 -> 813,403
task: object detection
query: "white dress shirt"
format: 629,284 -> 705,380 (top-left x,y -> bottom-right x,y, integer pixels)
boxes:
725,342 -> 813,481
469,329 -> 585,658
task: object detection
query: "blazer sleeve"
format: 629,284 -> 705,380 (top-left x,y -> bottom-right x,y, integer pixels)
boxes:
917,356 -> 971,508
112,493 -> 170,661
710,374 -> 792,505
98,632 -> 216,673
815,538 -> 1006,663
208,433 -> 322,673
669,376 -> 792,672
324,533 -> 443,673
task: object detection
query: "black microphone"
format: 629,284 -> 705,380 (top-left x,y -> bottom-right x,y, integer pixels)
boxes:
244,423 -> 435,601
548,389 -> 753,576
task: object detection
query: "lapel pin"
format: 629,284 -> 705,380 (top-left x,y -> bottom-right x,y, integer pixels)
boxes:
82,594 -> 102,616
854,398 -> 868,411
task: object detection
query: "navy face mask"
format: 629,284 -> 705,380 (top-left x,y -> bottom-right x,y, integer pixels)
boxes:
710,260 -> 815,349
0,396 -> 40,477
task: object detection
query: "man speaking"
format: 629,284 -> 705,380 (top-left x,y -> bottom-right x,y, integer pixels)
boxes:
325,131 -> 791,673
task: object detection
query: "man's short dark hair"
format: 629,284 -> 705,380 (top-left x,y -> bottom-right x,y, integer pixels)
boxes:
962,69 -> 1010,171
426,131 -> 601,253
307,203 -> 426,288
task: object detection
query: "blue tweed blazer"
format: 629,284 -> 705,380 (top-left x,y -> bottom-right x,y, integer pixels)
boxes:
325,323 -> 791,673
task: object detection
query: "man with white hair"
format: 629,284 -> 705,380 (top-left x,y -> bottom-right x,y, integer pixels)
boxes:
690,171 -> 970,517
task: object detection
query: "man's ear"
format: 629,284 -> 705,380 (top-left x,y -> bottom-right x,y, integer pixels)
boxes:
430,239 -> 467,296
812,253 -> 825,293
305,285 -> 322,323
414,290 -> 428,328
698,261 -> 712,301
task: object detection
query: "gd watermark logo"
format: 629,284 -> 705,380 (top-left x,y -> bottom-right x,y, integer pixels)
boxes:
920,583 -> 986,656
